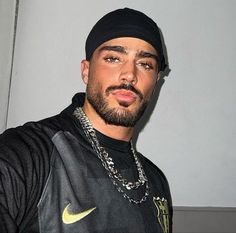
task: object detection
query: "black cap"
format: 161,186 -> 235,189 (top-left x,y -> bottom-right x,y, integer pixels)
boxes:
85,8 -> 166,71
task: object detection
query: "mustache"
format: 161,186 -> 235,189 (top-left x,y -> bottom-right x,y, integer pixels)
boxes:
105,83 -> 143,99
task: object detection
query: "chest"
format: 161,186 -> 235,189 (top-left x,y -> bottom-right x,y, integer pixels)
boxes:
37,131 -> 169,233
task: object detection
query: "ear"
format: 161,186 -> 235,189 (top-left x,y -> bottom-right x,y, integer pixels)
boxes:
81,59 -> 90,84
157,73 -> 161,82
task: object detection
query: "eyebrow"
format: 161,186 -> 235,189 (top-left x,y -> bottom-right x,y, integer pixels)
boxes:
98,45 -> 127,54
98,45 -> 159,62
137,51 -> 159,62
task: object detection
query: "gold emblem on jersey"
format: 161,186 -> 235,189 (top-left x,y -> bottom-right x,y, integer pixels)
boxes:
153,197 -> 169,233
62,203 -> 96,224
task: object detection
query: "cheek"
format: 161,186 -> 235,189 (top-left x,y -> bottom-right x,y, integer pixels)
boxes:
99,67 -> 119,82
87,70 -> 111,94
140,77 -> 157,99
90,64 -> 111,81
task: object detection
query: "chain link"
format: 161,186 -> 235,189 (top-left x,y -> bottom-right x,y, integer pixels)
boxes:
73,107 -> 149,204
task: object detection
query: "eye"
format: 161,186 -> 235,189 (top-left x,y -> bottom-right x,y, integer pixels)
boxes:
104,56 -> 120,63
138,62 -> 154,70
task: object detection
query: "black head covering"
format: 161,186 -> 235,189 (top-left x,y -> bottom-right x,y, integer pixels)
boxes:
85,8 -> 166,71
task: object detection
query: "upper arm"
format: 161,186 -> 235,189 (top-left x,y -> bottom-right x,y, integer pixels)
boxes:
0,148 -> 25,233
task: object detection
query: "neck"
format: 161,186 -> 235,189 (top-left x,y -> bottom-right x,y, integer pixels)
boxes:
82,100 -> 134,142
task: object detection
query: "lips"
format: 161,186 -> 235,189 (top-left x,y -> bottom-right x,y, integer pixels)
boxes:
111,90 -> 137,104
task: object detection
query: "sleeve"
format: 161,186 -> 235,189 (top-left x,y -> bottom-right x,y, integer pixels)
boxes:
0,146 -> 26,233
0,125 -> 52,233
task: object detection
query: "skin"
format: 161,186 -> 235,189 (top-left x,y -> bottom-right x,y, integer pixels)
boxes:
81,37 -> 160,141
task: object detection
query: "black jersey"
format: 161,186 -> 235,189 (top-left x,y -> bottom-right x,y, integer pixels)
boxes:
0,93 -> 172,233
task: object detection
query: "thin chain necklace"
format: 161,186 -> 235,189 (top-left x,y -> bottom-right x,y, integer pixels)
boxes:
73,107 -> 149,204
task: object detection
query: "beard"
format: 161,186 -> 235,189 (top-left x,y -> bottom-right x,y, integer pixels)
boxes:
86,83 -> 149,127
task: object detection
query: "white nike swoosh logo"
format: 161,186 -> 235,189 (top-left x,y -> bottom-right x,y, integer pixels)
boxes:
62,203 -> 96,224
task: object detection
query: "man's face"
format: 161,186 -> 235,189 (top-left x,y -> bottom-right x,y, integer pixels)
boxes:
81,37 -> 159,127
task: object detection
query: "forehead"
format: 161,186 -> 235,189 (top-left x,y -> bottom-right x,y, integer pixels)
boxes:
95,37 -> 157,55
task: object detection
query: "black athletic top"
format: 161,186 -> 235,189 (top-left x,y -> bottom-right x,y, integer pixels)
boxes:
0,93 -> 172,233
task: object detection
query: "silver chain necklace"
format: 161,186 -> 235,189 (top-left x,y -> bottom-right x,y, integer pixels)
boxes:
73,107 -> 149,204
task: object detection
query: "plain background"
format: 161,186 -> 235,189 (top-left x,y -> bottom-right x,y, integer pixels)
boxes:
1,0 -> 236,208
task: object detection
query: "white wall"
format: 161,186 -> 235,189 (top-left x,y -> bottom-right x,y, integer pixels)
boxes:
0,0 -> 16,132
6,0 -> 236,207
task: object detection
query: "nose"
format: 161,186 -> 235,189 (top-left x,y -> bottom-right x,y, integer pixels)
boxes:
119,61 -> 137,85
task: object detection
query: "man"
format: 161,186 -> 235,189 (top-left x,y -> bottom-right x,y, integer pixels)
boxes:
0,8 -> 172,233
